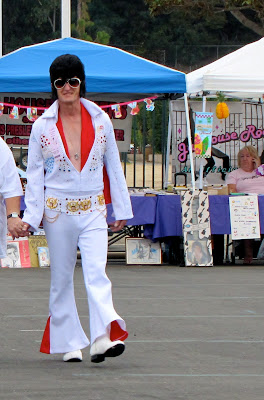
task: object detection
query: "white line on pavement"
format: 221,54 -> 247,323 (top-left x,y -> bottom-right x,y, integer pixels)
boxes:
72,373 -> 264,377
7,314 -> 264,318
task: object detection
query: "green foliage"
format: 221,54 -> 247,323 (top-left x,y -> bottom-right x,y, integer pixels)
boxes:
2,0 -> 261,69
89,0 -> 259,68
131,100 -> 167,154
94,31 -> 111,45
3,0 -> 110,54
71,0 -> 109,44
2,0 -> 260,155
145,0 -> 264,36
3,0 -> 61,53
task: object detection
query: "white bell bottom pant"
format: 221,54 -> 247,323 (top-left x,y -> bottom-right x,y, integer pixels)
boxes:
42,208 -> 126,354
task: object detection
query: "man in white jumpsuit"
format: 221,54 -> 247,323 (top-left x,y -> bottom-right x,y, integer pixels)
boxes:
0,138 -> 24,258
22,54 -> 133,363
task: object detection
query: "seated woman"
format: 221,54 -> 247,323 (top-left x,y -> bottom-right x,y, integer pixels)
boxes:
226,145 -> 264,264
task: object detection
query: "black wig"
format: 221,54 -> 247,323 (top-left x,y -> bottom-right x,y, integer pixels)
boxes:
49,54 -> 86,100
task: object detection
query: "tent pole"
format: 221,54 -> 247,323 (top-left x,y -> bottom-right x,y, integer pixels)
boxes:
184,93 -> 195,190
164,101 -> 173,188
61,0 -> 71,38
0,0 -> 2,56
202,95 -> 207,112
197,95 -> 207,189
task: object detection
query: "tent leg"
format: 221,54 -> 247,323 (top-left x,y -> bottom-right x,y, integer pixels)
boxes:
184,93 -> 195,190
197,95 -> 207,189
202,95 -> 207,113
164,101 -> 173,188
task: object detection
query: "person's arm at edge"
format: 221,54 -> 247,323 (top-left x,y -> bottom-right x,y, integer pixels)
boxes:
22,120 -> 45,233
228,183 -> 237,194
6,196 -> 29,239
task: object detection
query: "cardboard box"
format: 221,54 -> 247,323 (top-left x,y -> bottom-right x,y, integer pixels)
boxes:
206,185 -> 229,195
217,186 -> 229,195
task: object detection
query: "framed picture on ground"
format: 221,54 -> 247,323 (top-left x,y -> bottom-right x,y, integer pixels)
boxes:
1,237 -> 31,268
37,247 -> 50,267
28,234 -> 49,267
126,238 -> 162,265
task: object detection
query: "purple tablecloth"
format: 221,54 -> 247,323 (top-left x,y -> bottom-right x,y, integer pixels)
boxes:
107,195 -> 157,226
144,195 -> 183,240
22,194 -> 264,241
144,194 -> 264,240
108,194 -> 233,240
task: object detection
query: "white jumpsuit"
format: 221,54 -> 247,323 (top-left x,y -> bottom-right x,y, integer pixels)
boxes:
0,138 -> 23,259
23,99 -> 133,354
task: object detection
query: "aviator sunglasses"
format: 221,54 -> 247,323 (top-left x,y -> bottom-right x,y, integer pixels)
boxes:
54,77 -> 81,90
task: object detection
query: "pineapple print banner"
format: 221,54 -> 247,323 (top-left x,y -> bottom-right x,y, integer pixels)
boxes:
194,112 -> 213,158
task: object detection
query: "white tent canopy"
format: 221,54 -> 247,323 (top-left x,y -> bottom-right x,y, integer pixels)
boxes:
186,37 -> 264,96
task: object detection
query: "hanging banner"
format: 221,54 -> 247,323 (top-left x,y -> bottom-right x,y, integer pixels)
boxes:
194,112 -> 213,158
128,102 -> 140,115
9,106 -> 19,120
144,98 -> 155,111
111,104 -> 122,118
27,107 -> 38,122
0,94 -> 132,161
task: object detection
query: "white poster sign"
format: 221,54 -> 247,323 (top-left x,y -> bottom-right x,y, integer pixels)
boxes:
229,195 -> 260,240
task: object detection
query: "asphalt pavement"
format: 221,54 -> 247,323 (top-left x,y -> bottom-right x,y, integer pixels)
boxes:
1,262 -> 264,400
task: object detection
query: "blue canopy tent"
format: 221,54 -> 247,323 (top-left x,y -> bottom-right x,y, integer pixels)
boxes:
0,37 -> 186,99
0,37 -> 195,188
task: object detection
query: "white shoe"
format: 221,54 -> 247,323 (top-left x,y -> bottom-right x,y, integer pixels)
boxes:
63,349 -> 82,362
90,335 -> 125,363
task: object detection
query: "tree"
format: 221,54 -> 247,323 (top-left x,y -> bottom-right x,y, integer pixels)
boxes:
71,0 -> 110,44
3,0 -> 61,54
145,0 -> 264,36
3,0 -> 110,54
2,0 -> 260,70
88,0 -> 185,65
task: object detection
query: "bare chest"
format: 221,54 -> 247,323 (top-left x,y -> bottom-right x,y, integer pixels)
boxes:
61,117 -> 82,171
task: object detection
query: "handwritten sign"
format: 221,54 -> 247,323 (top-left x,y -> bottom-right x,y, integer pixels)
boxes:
229,195 -> 260,240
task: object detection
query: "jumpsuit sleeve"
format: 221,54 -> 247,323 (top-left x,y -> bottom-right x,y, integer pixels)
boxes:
103,115 -> 133,221
22,122 -> 45,231
1,151 -> 23,200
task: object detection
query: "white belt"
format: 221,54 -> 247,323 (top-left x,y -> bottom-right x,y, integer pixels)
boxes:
44,193 -> 106,215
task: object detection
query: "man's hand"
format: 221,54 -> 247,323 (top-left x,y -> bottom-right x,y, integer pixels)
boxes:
108,220 -> 126,233
20,222 -> 31,237
7,218 -> 30,240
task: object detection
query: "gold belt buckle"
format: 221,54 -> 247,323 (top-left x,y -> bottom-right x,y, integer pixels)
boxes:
80,199 -> 91,211
97,194 -> 105,206
66,201 -> 80,212
46,197 -> 58,209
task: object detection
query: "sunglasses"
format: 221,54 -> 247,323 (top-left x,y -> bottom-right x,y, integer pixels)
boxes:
54,77 -> 81,90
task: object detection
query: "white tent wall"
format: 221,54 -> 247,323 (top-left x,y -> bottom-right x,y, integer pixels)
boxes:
187,38 -> 264,96
171,99 -> 264,186
184,37 -> 264,189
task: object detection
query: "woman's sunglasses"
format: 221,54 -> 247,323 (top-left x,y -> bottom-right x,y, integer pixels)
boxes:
54,77 -> 81,90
